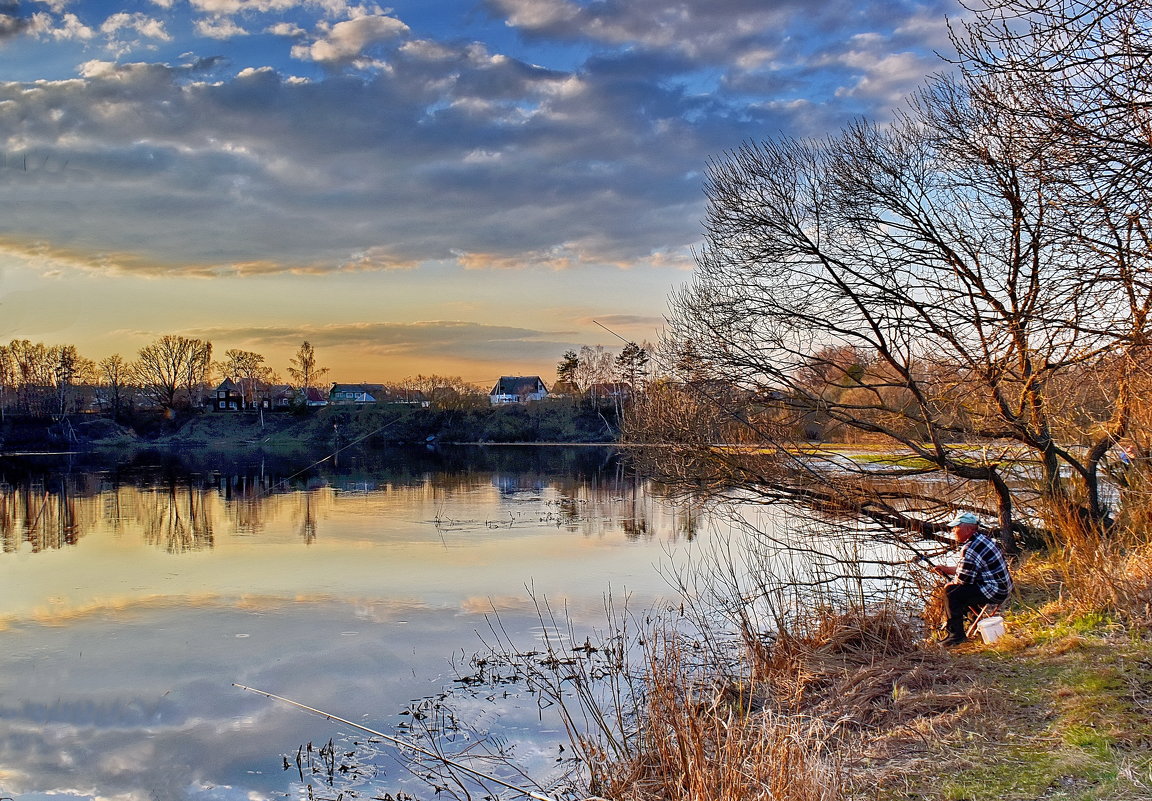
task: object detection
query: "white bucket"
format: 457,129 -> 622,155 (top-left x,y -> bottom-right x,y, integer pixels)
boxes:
976,615 -> 1006,644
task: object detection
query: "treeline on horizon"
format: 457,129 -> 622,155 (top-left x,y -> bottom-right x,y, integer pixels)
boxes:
0,335 -> 660,420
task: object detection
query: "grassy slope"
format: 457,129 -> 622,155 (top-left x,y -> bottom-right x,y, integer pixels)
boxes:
866,605 -> 1152,800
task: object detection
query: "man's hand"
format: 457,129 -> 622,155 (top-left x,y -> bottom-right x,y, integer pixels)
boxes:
932,564 -> 957,577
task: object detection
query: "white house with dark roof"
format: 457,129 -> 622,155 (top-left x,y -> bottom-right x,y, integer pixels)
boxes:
489,376 -> 548,405
329,383 -> 384,404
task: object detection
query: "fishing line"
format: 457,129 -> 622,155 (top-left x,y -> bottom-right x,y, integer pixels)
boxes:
590,319 -> 957,560
254,402 -> 430,498
233,684 -> 559,801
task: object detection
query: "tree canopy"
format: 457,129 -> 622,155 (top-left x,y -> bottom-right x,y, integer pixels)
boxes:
643,0 -> 1152,550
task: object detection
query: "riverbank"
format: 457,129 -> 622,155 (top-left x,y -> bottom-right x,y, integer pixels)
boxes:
577,545 -> 1152,801
0,400 -> 622,453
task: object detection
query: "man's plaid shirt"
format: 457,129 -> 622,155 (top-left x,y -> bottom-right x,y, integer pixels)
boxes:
956,531 -> 1013,601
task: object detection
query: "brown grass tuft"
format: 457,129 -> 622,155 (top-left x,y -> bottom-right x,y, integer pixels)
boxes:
584,605 -> 986,801
587,627 -> 842,801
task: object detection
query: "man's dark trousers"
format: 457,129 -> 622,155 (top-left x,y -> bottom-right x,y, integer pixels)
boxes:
945,583 -> 996,638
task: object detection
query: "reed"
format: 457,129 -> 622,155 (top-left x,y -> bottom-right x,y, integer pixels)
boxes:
1029,494 -> 1152,625
557,594 -> 990,801
584,625 -> 842,801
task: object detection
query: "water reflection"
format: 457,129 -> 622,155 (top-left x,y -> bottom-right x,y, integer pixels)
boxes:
0,445 -> 714,801
0,445 -> 700,554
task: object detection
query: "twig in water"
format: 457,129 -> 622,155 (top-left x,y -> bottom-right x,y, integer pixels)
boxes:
233,683 -> 559,801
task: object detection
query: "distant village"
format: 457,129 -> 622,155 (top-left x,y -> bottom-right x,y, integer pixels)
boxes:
209,374 -> 633,412
0,373 -> 641,418
0,337 -> 650,419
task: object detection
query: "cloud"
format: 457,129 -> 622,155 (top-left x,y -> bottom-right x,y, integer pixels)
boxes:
100,11 -> 171,41
0,0 -> 958,280
194,16 -> 249,39
292,13 -> 409,63
0,1 -> 30,39
833,39 -> 942,107
126,320 -> 580,367
0,40 -> 721,277
487,0 -> 958,124
189,0 -> 299,13
29,11 -> 95,41
266,20 -> 306,37
578,314 -> 665,329
188,320 -> 567,357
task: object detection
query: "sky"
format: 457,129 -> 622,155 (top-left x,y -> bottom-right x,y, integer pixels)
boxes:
0,0 -> 962,386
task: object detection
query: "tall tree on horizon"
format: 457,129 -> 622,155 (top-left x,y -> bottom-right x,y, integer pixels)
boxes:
135,335 -> 213,411
287,341 -> 329,391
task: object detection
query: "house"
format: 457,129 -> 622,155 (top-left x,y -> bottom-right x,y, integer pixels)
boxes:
588,382 -> 633,405
329,383 -> 384,404
213,378 -> 245,411
270,385 -> 297,409
548,381 -> 581,398
301,387 -> 329,407
489,376 -> 548,405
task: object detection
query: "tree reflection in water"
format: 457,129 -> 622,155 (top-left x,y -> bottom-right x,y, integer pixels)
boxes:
0,445 -> 705,554
0,444 -> 718,801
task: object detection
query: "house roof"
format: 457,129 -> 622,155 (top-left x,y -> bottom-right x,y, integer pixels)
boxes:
331,383 -> 385,394
550,381 -> 580,395
215,378 -> 240,392
490,376 -> 548,395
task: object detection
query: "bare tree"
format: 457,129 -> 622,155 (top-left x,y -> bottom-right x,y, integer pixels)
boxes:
287,341 -> 329,390
134,335 -> 213,412
99,354 -> 129,420
218,349 -> 275,407
400,374 -> 484,409
652,16 -> 1152,548
574,344 -> 613,393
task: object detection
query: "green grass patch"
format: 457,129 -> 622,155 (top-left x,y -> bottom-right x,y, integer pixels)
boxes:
871,572 -> 1152,801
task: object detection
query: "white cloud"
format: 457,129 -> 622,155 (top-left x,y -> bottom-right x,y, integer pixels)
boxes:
32,0 -> 71,12
77,59 -> 120,78
266,21 -> 306,37
30,11 -> 95,41
834,48 -> 939,107
399,39 -> 456,62
190,0 -> 300,13
496,0 -> 579,29
195,16 -> 249,39
295,14 -> 408,63
100,12 -> 171,42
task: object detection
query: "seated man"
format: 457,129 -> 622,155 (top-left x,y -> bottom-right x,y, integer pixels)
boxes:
931,511 -> 1013,646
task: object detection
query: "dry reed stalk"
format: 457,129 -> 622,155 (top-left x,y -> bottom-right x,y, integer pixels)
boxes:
588,627 -> 843,801
1033,499 -> 1152,624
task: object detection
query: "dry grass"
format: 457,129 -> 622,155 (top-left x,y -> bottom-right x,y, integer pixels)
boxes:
1024,501 -> 1152,625
585,627 -> 843,801
582,605 -> 986,801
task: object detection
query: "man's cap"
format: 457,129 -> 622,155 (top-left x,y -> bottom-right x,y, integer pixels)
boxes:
945,511 -> 980,527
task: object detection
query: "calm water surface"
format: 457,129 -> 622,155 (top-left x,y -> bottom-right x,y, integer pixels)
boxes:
0,445 -> 716,801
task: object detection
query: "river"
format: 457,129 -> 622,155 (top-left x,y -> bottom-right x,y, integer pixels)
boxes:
0,444 -> 733,801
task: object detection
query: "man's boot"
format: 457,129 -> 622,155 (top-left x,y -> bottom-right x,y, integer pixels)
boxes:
940,618 -> 967,647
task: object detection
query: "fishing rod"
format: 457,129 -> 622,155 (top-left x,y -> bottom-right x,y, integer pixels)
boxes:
233,684 -> 560,801
591,319 -> 963,565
